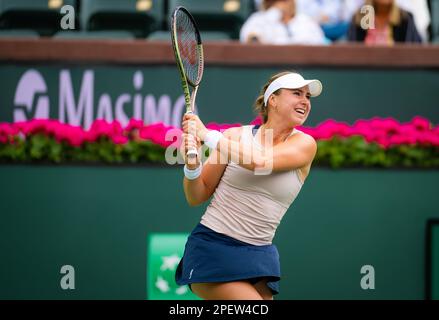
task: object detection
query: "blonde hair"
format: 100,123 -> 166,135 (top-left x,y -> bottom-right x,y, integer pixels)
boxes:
355,0 -> 401,26
253,71 -> 295,123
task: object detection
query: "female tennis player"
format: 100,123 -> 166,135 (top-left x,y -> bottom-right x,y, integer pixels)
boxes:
175,71 -> 323,300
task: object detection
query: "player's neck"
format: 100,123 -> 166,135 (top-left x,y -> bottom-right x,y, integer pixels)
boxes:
260,123 -> 294,144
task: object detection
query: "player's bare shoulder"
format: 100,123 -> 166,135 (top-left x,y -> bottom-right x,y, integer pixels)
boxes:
291,129 -> 317,150
285,129 -> 318,166
289,130 -> 317,183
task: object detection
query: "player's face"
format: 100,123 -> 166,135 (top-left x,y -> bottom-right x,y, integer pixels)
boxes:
275,86 -> 311,125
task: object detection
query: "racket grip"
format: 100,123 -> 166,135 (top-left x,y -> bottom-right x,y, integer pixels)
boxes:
187,148 -> 198,159
185,112 -> 198,159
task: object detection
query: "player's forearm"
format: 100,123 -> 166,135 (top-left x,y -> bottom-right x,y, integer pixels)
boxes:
183,174 -> 208,206
216,137 -> 267,171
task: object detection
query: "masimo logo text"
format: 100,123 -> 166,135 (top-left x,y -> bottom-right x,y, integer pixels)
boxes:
13,69 -> 188,129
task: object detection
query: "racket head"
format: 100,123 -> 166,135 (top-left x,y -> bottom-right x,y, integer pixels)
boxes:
171,6 -> 204,88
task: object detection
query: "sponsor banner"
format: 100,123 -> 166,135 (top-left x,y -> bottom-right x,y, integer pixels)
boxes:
1,67 -> 206,129
1,66 -> 438,128
147,233 -> 199,300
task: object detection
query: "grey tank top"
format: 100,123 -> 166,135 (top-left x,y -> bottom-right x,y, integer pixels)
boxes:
200,125 -> 304,245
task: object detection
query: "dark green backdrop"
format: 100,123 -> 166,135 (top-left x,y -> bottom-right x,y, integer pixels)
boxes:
0,165 -> 437,299
431,224 -> 439,299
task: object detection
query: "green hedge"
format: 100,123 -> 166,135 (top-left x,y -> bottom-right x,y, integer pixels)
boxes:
1,133 -> 438,168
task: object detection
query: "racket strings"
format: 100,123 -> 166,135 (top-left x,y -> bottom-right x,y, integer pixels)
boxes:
175,10 -> 203,86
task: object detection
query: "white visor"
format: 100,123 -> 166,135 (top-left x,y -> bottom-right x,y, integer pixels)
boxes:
263,73 -> 323,106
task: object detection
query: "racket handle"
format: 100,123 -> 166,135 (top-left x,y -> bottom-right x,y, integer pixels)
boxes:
185,109 -> 198,159
187,148 -> 198,159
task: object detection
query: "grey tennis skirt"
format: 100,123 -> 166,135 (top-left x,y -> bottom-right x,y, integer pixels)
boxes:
175,222 -> 281,295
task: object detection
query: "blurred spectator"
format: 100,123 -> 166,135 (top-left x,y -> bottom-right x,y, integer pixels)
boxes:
241,0 -> 327,45
395,0 -> 431,42
345,0 -> 430,42
254,0 -> 264,10
344,0 -> 367,21
295,0 -> 351,41
348,0 -> 422,45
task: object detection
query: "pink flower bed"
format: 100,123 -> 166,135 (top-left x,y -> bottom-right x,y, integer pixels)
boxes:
252,116 -> 439,149
0,116 -> 438,149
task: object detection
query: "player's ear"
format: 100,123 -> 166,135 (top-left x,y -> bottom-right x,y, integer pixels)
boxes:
269,94 -> 277,108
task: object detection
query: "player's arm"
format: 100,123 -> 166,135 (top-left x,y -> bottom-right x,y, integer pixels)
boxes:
182,114 -> 317,173
264,133 -> 317,171
216,130 -> 317,172
182,129 -> 237,206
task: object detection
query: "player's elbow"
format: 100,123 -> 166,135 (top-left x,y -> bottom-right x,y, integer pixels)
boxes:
187,198 -> 203,207
185,194 -> 206,207
183,180 -> 212,207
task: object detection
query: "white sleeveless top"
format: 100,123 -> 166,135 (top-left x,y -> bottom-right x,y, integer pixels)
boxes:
200,125 -> 304,245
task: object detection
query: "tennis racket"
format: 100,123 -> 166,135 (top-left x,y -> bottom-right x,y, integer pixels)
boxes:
171,6 -> 204,159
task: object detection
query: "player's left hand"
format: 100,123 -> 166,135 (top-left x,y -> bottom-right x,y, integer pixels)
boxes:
182,113 -> 209,141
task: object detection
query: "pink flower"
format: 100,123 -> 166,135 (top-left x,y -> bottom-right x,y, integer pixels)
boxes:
55,125 -> 85,147
411,116 -> 431,131
207,122 -> 241,132
315,119 -> 344,139
90,119 -> 113,135
388,135 -> 406,146
205,123 -> 222,131
332,122 -> 353,138
398,125 -> 418,142
250,116 -> 263,126
375,136 -> 391,149
24,119 -> 51,135
138,122 -> 174,147
368,117 -> 400,133
0,123 -> 19,136
86,119 -> 115,142
125,119 -> 144,132
297,126 -> 317,138
112,135 -> 129,145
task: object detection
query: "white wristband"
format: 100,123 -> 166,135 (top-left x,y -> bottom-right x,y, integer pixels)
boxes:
184,163 -> 202,180
204,130 -> 224,149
